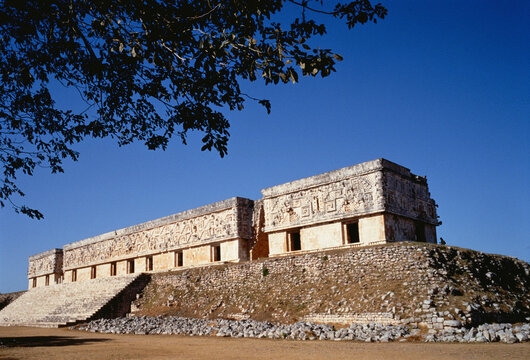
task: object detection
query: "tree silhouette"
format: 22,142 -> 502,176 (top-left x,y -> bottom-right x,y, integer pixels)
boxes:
0,0 -> 386,218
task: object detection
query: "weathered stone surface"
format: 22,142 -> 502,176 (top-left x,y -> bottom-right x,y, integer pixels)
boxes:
62,197 -> 253,269
426,323 -> 530,343
77,316 -> 411,342
261,159 -> 437,233
76,316 -> 530,343
443,320 -> 461,327
12,160 -> 529,341
28,249 -> 63,278
0,291 -> 25,311
0,274 -> 147,327
132,243 -> 529,328
27,159 -> 443,289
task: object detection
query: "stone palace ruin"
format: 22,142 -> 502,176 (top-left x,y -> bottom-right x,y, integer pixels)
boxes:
27,158 -> 439,289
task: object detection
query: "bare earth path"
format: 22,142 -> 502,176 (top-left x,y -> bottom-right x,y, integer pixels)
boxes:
0,326 -> 528,360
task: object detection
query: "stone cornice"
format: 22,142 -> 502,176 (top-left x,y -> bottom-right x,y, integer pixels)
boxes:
63,197 -> 253,251
261,158 -> 416,199
28,248 -> 63,261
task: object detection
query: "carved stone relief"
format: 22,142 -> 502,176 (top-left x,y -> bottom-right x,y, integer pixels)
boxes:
28,251 -> 63,277
382,171 -> 437,224
63,206 -> 248,269
264,172 -> 385,231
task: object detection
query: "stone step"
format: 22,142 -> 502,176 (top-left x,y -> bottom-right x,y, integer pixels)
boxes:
0,274 -> 143,327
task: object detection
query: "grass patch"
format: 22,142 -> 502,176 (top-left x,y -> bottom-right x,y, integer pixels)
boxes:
262,266 -> 269,277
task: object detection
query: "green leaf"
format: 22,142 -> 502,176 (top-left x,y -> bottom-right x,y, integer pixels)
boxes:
0,0 -> 386,219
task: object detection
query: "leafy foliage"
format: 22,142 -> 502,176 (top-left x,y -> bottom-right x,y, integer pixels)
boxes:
262,266 -> 269,277
0,0 -> 386,218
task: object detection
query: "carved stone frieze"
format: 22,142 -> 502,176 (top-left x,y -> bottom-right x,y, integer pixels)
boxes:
261,158 -> 438,232
263,171 -> 385,232
27,158 -> 440,280
382,171 -> 438,224
28,249 -> 63,278
63,197 -> 253,269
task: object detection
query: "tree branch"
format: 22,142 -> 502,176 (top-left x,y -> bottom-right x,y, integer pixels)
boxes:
288,0 -> 337,15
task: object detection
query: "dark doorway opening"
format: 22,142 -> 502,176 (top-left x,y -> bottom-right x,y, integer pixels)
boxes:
175,252 -> 183,267
346,222 -> 360,243
213,245 -> 221,262
146,256 -> 153,271
289,231 -> 301,251
127,259 -> 135,274
415,221 -> 426,242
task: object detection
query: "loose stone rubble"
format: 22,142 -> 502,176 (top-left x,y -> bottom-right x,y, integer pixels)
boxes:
76,316 -> 530,343
424,322 -> 530,343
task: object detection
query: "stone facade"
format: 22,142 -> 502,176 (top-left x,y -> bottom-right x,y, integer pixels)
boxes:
133,243 -> 530,327
61,197 -> 253,284
27,249 -> 63,289
262,161 -> 385,232
262,159 -> 438,256
27,159 -> 440,289
63,197 -> 253,268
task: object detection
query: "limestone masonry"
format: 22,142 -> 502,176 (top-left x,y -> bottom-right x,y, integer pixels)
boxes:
129,243 -> 530,329
27,159 -> 439,289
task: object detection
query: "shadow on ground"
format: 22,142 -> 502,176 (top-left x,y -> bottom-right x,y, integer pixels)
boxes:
0,336 -> 111,348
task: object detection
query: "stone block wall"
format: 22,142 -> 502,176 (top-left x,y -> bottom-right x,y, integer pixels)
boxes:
63,197 -> 253,270
261,160 -> 386,233
358,214 -> 387,243
300,222 -> 343,251
382,165 -> 437,224
133,243 -> 529,327
0,291 -> 25,311
303,313 -> 399,325
96,263 -> 112,279
59,197 -> 253,285
153,253 -> 173,271
27,249 -> 63,288
26,159 -> 442,289
262,159 -> 438,256
384,214 -> 437,244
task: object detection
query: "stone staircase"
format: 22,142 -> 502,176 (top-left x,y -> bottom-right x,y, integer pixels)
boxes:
0,274 -> 148,327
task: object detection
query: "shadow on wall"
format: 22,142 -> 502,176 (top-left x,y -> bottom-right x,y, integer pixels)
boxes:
0,336 -> 112,348
0,291 -> 26,311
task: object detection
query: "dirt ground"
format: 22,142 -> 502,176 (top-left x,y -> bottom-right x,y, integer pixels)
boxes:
0,326 -> 528,360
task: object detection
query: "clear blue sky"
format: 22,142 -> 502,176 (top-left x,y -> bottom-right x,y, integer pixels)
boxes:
1,1 -> 528,292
